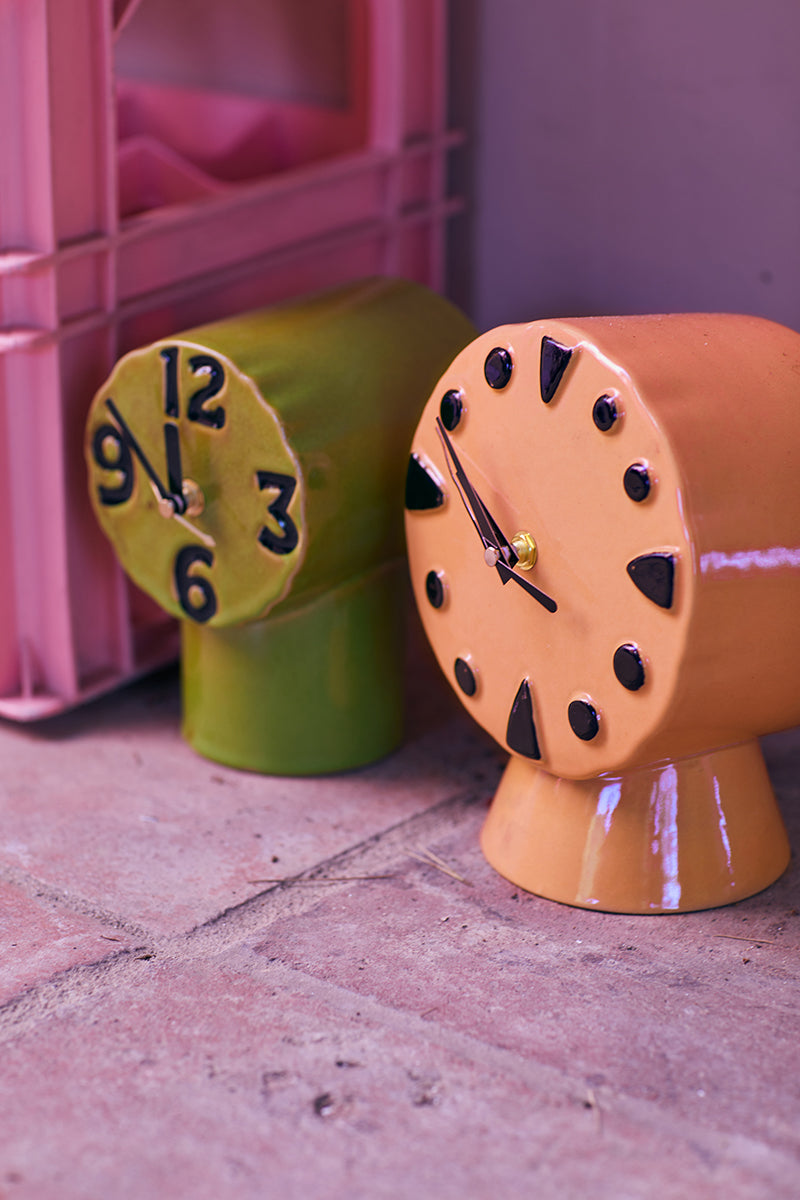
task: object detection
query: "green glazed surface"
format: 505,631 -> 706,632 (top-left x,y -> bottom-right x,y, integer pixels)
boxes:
183,277 -> 476,612
177,277 -> 475,773
181,561 -> 407,775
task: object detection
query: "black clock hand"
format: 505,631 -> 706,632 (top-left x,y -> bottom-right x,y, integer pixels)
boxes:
434,419 -> 558,614
105,398 -> 214,544
495,560 -> 558,613
435,418 -> 518,567
163,422 -> 187,514
105,398 -> 172,505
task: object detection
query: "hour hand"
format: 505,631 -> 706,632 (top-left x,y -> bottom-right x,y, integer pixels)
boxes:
495,560 -> 558,613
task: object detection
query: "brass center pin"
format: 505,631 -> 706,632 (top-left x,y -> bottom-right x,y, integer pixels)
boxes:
511,531 -> 537,570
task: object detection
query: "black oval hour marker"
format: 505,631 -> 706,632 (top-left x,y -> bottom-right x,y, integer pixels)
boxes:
405,453 -> 445,510
439,390 -> 463,431
624,463 -> 651,502
627,553 -> 675,609
454,657 -> 477,697
568,700 -> 599,741
484,347 -> 513,390
425,570 -> 446,609
506,679 -> 541,759
540,336 -> 573,403
613,644 -> 646,691
592,394 -> 618,431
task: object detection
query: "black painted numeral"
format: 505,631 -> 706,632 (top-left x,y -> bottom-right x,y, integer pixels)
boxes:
93,422 -> 135,506
174,545 -> 217,623
160,347 -> 180,418
257,470 -> 299,555
159,347 -> 226,429
187,354 -> 226,429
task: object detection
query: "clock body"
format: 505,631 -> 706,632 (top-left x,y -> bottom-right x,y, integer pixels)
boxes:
405,313 -> 800,911
86,339 -> 305,630
86,277 -> 476,774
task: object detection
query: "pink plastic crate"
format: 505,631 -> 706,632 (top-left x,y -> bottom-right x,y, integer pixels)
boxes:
0,0 -> 461,719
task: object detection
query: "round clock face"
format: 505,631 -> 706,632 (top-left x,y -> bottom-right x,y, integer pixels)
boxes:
405,320 -> 694,780
85,340 -> 305,628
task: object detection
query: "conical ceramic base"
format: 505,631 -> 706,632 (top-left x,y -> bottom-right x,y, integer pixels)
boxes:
480,741 -> 790,913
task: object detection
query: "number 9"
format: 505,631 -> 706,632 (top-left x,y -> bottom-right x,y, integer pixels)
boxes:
92,423 -> 134,505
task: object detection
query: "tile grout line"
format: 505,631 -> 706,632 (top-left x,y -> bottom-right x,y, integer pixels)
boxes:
3,796 -> 800,1173
252,957 -> 800,1169
0,862 -> 157,945
0,787 -> 487,1039
5,933 -> 798,1182
184,786 -> 487,949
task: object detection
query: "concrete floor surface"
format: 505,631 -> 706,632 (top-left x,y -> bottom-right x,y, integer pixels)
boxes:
0,644 -> 799,1199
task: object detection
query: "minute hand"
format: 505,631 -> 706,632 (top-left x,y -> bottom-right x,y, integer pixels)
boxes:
163,422 -> 187,514
105,398 -> 171,502
435,418 -> 517,566
435,419 -> 557,615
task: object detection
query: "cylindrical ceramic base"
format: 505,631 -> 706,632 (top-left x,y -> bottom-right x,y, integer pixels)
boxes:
480,741 -> 790,913
180,561 -> 406,775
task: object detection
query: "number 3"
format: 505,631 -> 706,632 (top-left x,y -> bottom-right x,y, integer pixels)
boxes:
257,471 -> 299,555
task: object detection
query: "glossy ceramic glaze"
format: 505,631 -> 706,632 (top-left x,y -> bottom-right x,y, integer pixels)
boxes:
86,337 -> 305,629
182,560 -> 407,776
406,313 -> 800,911
481,744 -> 790,913
87,277 -> 476,774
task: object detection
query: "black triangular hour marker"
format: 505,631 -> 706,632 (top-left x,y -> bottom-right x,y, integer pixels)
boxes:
540,336 -> 573,403
506,679 -> 541,759
627,553 -> 675,609
405,453 -> 445,510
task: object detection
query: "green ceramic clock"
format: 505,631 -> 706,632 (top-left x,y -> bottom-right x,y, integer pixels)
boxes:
88,340 -> 304,629
86,278 -> 475,774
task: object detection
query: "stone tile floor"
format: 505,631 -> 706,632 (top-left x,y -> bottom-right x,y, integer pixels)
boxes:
0,637 -> 798,1198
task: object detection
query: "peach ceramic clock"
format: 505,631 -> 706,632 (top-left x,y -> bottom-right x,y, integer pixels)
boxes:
405,313 -> 800,912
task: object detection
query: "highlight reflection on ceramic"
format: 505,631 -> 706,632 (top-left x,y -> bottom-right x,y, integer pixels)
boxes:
482,741 -> 788,914
577,761 -> 736,911
700,547 -> 800,574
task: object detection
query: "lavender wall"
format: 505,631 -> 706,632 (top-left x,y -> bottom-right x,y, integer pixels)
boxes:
451,0 -> 799,332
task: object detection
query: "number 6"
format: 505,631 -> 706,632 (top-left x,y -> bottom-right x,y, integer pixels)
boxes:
174,545 -> 217,623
